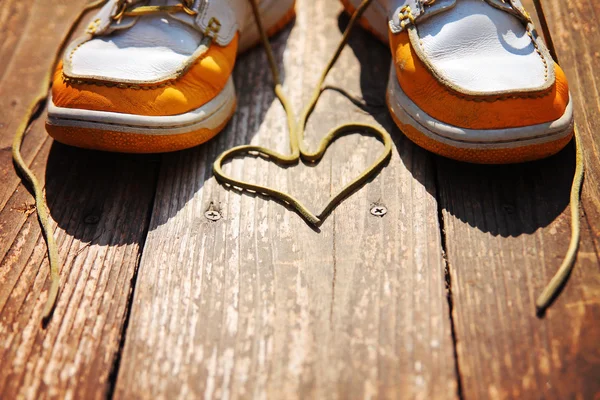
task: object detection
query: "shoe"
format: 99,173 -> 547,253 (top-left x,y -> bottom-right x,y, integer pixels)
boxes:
46,0 -> 295,153
341,0 -> 573,164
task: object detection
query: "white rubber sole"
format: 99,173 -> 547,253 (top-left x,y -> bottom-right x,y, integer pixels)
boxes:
386,66 -> 574,150
47,77 -> 236,136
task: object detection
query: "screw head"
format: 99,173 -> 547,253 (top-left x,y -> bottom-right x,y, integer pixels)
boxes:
370,205 -> 387,217
205,210 -> 222,221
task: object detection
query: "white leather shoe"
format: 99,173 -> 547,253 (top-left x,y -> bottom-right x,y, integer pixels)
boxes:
342,0 -> 573,163
46,0 -> 295,153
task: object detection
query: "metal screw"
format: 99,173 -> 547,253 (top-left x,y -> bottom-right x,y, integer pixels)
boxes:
370,205 -> 387,217
205,210 -> 222,221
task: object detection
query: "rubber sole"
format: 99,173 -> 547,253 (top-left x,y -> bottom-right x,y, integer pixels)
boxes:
47,2 -> 296,154
386,68 -> 574,164
46,103 -> 236,154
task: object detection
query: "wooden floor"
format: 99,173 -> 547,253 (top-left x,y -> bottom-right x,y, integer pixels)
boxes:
1,0 -> 599,399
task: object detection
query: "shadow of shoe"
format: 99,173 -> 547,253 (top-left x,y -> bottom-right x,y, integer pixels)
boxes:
45,140 -> 160,246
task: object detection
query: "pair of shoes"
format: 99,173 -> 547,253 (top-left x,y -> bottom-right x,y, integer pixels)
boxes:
46,0 -> 573,165
12,0 -> 582,318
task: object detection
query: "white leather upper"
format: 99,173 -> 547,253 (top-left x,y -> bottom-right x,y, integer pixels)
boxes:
63,0 -> 292,84
196,0 -> 242,46
348,0 -> 553,95
418,0 -> 546,92
69,16 -> 203,83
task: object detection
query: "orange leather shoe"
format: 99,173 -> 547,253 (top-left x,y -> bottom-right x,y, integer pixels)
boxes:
46,0 -> 295,153
342,0 -> 573,164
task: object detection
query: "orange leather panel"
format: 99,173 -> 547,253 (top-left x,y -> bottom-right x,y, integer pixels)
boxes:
390,31 -> 570,130
52,34 -> 239,116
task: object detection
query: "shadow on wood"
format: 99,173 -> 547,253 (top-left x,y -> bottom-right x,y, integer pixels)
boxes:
435,145 -> 574,237
44,141 -> 160,244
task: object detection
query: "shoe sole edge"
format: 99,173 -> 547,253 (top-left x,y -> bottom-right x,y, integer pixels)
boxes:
387,67 -> 574,164
47,78 -> 237,153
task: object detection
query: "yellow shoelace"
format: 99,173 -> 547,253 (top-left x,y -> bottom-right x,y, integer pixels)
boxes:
213,0 -> 392,226
11,0 -> 584,321
113,0 -> 198,22
536,125 -> 585,313
12,0 -> 109,321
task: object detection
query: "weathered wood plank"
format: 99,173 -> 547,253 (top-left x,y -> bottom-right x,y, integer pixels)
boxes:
438,1 -> 600,398
0,1 -> 159,398
327,19 -> 457,399
115,1 -> 457,398
439,155 -> 600,399
1,137 -> 159,400
540,0 -> 600,259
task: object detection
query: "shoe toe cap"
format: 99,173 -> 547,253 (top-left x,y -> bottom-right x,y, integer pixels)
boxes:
391,31 -> 570,131
53,22 -> 238,117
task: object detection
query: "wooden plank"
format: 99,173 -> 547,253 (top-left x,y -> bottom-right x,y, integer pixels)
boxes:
0,1 -> 159,398
327,17 -> 457,399
115,1 -> 457,398
540,0 -> 600,258
437,1 -> 600,398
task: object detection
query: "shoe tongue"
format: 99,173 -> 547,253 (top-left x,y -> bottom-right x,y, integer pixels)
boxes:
418,0 -> 520,45
419,0 -> 525,36
141,0 -> 198,29
107,0 -> 204,55
416,0 -> 545,92
113,0 -> 199,33
406,0 -> 528,25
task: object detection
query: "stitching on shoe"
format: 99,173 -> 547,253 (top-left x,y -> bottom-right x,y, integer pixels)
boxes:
526,25 -> 549,81
62,47 -> 213,90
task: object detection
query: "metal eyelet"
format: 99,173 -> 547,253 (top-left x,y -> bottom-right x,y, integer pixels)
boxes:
204,17 -> 222,40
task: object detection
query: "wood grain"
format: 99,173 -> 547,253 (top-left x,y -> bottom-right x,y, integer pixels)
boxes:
436,1 -> 600,398
540,0 -> 600,260
0,0 -> 79,209
114,1 -> 457,398
2,0 -> 598,398
0,1 -> 159,399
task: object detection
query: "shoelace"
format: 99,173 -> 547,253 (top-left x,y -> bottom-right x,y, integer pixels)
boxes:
213,0 -> 392,226
536,127 -> 584,312
113,0 -> 197,22
12,0 -> 109,321
11,0 -> 584,322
